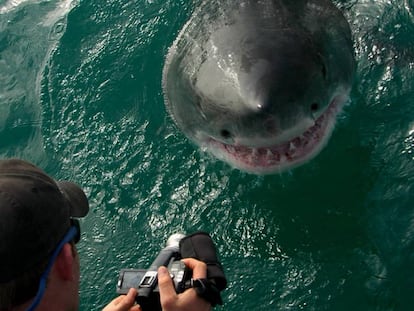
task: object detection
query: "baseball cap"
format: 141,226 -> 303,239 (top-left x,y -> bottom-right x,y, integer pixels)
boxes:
0,159 -> 89,283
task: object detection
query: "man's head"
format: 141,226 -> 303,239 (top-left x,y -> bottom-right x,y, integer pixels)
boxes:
0,159 -> 89,310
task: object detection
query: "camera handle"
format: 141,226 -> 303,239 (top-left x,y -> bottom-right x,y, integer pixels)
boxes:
186,278 -> 223,306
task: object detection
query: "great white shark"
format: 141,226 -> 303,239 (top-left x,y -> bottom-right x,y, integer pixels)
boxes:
163,0 -> 355,174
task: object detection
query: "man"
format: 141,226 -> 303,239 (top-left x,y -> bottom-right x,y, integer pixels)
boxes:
0,159 -> 211,311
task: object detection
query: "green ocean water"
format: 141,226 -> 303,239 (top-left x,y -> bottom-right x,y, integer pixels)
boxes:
1,0 -> 414,310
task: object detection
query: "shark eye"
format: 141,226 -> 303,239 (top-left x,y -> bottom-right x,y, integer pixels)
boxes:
220,129 -> 232,139
311,103 -> 319,112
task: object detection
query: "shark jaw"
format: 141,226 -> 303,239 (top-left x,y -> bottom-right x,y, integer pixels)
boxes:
201,96 -> 346,174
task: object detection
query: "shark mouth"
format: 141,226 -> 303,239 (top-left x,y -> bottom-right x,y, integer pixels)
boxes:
205,98 -> 343,173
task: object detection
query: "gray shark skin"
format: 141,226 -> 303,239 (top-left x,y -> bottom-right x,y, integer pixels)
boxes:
163,0 -> 355,174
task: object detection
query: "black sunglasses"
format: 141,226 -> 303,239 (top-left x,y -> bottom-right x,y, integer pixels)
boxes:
70,218 -> 81,244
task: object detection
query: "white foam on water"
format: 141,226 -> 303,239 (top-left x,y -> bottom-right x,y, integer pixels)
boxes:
0,0 -> 75,16
1,0 -> 39,14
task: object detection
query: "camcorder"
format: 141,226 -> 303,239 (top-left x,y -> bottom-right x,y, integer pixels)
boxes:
116,232 -> 227,310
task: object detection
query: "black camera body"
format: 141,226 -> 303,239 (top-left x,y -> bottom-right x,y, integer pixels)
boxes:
117,260 -> 190,310
116,232 -> 226,311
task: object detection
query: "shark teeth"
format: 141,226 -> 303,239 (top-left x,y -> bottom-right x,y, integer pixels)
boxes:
208,98 -> 341,171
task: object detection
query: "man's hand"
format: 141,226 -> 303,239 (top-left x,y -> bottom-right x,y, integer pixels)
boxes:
158,258 -> 212,311
103,288 -> 141,311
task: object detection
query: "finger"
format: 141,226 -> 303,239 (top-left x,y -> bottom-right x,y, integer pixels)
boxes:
102,295 -> 124,311
111,295 -> 125,306
158,266 -> 177,306
117,288 -> 138,309
182,258 -> 207,279
125,288 -> 138,304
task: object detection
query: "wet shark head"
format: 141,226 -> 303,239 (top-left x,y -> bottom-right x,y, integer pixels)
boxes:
163,0 -> 355,174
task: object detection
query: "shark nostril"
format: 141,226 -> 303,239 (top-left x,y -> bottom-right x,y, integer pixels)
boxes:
321,63 -> 327,80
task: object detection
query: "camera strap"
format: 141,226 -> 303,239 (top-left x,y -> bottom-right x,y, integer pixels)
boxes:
186,278 -> 223,306
179,232 -> 227,291
179,231 -> 227,306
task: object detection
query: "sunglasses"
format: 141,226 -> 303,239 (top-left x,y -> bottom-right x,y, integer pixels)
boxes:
71,218 -> 81,244
26,218 -> 81,311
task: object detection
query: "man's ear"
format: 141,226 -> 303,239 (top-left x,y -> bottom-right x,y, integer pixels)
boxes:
54,243 -> 75,281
